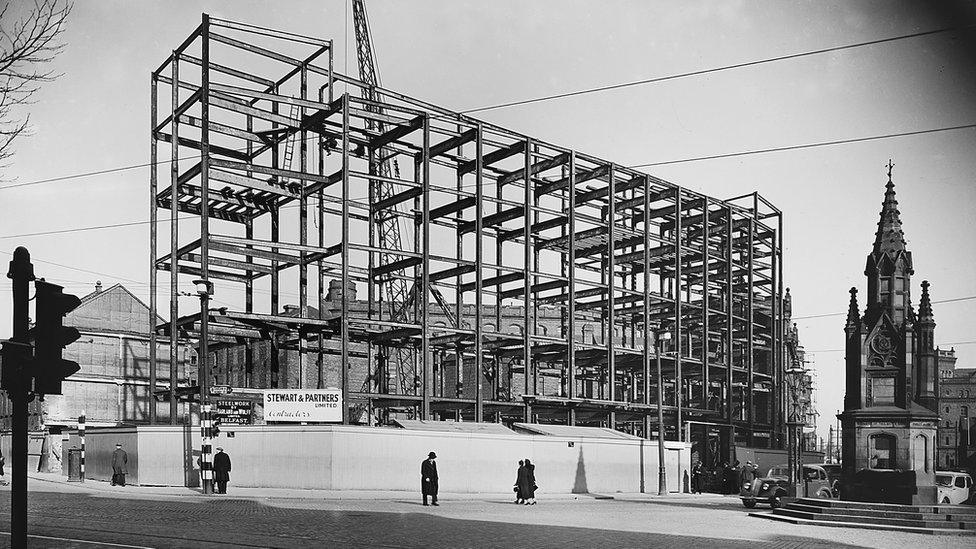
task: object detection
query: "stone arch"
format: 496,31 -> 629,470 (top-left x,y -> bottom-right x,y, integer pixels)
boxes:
868,432 -> 897,469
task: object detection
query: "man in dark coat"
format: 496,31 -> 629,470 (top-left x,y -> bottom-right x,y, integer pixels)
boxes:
421,451 -> 438,506
691,460 -> 703,494
111,443 -> 128,486
213,447 -> 232,494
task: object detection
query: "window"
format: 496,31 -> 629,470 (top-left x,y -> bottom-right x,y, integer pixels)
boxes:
956,476 -> 967,489
869,433 -> 896,469
963,406 -> 970,418
868,377 -> 895,406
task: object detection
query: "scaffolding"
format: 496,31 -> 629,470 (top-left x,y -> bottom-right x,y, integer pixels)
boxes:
149,15 -> 786,446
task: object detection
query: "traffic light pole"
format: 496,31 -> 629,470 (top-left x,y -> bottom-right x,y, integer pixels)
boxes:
6,247 -> 34,547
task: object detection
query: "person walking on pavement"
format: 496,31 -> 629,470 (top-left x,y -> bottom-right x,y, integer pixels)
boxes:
214,447 -> 232,494
513,460 -> 525,504
516,458 -> 537,505
421,451 -> 439,506
741,460 -> 755,492
691,460 -> 704,494
111,443 -> 128,486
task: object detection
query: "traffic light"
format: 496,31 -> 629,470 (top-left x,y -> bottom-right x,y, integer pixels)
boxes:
30,280 -> 81,395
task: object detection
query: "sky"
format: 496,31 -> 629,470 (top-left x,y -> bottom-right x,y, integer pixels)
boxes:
1,1 -> 975,444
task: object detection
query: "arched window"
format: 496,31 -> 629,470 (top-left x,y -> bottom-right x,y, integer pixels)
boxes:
432,321 -> 447,336
581,324 -> 594,344
913,434 -> 928,473
869,433 -> 896,469
539,325 -> 548,336
508,324 -> 524,336
484,323 -> 496,333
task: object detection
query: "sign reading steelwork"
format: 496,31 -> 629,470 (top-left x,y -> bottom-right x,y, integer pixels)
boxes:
263,389 -> 342,423
214,399 -> 253,425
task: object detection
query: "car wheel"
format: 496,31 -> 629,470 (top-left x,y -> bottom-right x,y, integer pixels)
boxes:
743,499 -> 756,509
770,495 -> 783,509
942,497 -> 950,504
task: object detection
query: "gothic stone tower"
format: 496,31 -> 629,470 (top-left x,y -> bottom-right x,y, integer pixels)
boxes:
839,162 -> 939,504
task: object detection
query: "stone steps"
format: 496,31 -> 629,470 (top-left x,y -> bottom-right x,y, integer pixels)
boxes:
753,511 -> 976,536
750,497 -> 976,536
786,502 -> 976,522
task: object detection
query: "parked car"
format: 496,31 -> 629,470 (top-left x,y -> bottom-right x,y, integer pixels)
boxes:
818,463 -> 842,498
936,471 -> 974,505
741,464 -> 833,509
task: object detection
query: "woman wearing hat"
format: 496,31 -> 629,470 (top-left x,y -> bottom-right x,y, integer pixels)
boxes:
421,451 -> 439,506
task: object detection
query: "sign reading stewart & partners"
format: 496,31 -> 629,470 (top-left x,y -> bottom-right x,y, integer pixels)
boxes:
263,389 -> 342,423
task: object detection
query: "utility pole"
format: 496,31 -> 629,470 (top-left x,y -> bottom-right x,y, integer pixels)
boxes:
2,247 -> 35,547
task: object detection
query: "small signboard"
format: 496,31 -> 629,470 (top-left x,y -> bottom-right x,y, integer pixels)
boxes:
210,384 -> 232,396
214,399 -> 253,425
263,388 -> 342,423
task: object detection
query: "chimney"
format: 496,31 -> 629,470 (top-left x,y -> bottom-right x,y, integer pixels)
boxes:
95,280 -> 102,293
327,279 -> 357,303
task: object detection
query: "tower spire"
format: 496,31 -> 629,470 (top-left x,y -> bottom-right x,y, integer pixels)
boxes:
919,280 -> 934,324
872,159 -> 907,255
846,287 -> 860,330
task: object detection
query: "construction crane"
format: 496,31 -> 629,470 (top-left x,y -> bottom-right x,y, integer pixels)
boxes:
351,0 -> 415,408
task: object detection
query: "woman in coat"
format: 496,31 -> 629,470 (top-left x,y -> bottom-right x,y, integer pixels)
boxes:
516,458 -> 537,505
513,460 -> 525,504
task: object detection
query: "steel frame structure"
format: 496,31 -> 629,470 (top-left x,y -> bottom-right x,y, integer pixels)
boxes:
149,15 -> 785,446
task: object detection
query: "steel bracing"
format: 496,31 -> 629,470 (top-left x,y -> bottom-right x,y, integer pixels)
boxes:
149,15 -> 786,446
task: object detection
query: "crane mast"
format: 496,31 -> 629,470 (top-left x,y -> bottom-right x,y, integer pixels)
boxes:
351,0 -> 414,401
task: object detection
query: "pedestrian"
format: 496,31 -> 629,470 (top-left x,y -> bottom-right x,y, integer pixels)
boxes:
691,460 -> 703,494
731,460 -> 742,494
516,458 -> 537,505
0,447 -> 5,486
513,460 -> 524,504
111,443 -> 128,486
421,451 -> 439,506
741,460 -> 755,492
214,447 -> 232,494
720,462 -> 731,495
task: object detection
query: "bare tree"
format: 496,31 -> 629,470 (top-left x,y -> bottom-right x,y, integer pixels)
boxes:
0,0 -> 72,169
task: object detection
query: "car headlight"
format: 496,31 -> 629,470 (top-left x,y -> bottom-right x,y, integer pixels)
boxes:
762,483 -> 770,491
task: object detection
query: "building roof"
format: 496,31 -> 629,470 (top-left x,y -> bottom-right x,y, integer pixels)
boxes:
393,419 -> 515,435
511,423 -> 642,440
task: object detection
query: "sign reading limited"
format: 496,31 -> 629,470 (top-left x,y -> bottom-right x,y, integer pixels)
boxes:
263,389 -> 342,423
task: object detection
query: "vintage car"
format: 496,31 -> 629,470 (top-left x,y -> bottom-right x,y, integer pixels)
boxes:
741,464 -> 833,509
818,463 -> 842,497
936,471 -> 974,505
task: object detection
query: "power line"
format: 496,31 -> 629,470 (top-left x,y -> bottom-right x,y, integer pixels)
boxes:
807,340 -> 976,353
792,295 -> 976,320
630,124 -> 976,168
460,24 -> 976,114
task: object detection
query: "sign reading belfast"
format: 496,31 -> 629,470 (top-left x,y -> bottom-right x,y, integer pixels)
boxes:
263,389 -> 342,423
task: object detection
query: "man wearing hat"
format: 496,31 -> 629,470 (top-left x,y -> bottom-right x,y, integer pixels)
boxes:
111,443 -> 128,486
741,460 -> 756,492
421,451 -> 439,506
213,447 -> 232,494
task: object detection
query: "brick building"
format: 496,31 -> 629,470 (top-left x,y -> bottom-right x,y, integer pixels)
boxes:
937,349 -> 976,472
0,283 -> 194,431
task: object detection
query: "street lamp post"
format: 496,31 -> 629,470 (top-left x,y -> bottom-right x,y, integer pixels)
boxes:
785,363 -> 806,498
194,278 -> 214,495
655,328 -> 672,495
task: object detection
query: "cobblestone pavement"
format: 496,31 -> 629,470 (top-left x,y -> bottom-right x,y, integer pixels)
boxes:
0,481 -> 970,548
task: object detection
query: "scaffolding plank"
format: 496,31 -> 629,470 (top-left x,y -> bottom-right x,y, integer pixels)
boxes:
370,115 -> 424,150
458,140 -> 526,176
430,264 -> 475,282
458,205 -> 524,235
371,186 -> 423,213
371,256 -> 422,279
496,152 -> 569,187
430,196 -> 476,220
498,215 -> 567,242
429,128 -> 477,158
